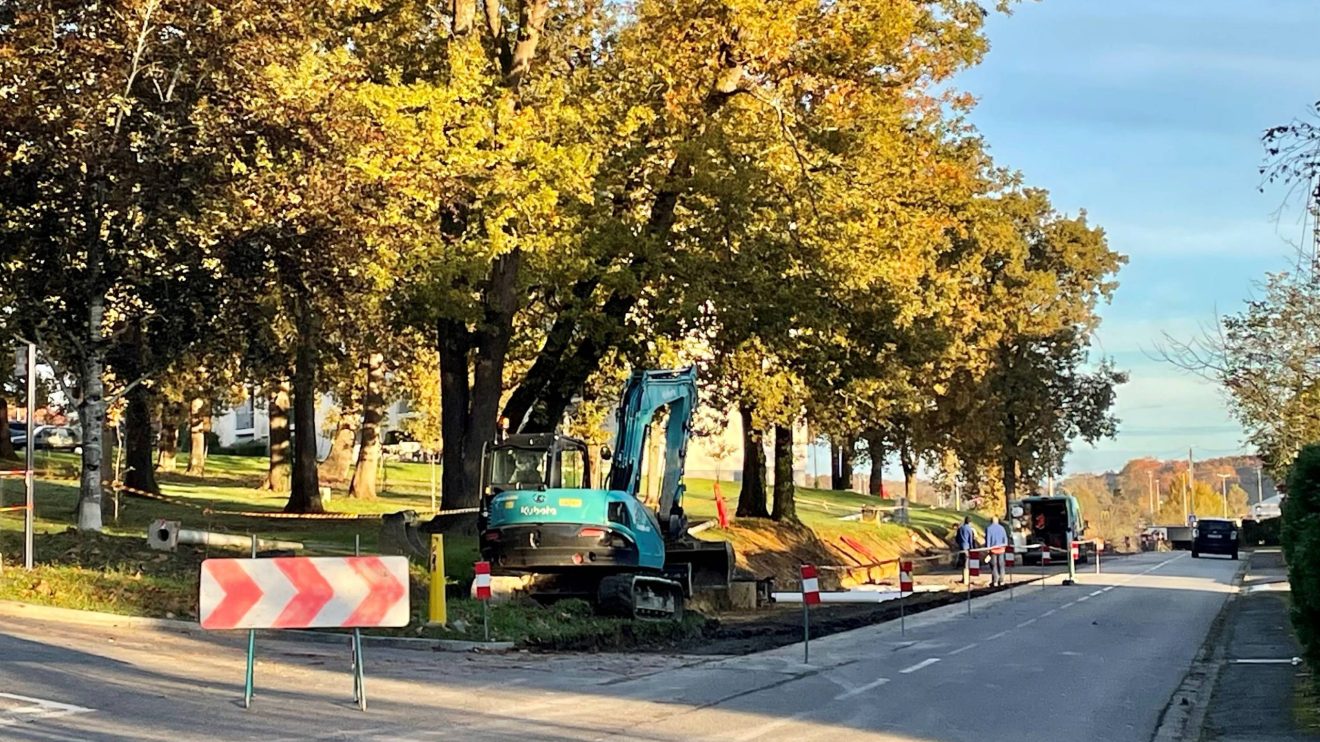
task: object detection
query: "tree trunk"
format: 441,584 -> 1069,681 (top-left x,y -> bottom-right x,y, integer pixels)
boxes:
156,398 -> 181,472
285,323 -> 324,514
261,381 -> 292,492
348,352 -> 385,499
901,442 -> 917,510
736,403 -> 769,518
0,396 -> 13,460
437,251 -> 521,515
829,440 -> 843,490
1001,454 -> 1018,503
839,438 -> 855,492
320,421 -> 356,483
185,397 -> 209,475
864,430 -> 885,496
123,382 -> 159,494
771,423 -> 796,522
77,296 -> 108,531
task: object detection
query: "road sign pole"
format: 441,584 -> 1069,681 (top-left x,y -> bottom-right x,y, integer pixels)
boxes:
23,342 -> 34,570
1064,538 -> 1077,586
429,535 -> 446,625
350,535 -> 367,710
353,629 -> 366,711
244,534 -> 257,709
483,600 -> 490,643
802,599 -> 810,664
1007,548 -> 1015,600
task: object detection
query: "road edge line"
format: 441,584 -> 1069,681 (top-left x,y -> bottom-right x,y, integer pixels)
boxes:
1149,556 -> 1249,742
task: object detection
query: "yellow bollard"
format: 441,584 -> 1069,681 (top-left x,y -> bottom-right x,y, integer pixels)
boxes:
428,534 -> 447,625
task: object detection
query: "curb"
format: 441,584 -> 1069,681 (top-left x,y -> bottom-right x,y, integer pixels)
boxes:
1150,558 -> 1249,742
0,600 -> 514,653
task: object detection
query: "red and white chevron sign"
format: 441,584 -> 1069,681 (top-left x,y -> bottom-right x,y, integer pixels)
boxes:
199,556 -> 409,630
474,561 -> 492,601
800,564 -> 821,605
898,561 -> 913,593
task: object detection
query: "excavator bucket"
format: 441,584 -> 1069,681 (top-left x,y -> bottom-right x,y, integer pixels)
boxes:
380,511 -> 431,563
665,537 -> 735,591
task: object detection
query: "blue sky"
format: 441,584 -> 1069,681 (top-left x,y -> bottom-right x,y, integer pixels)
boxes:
951,0 -> 1320,474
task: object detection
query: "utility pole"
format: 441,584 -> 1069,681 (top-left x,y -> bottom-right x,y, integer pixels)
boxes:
1187,448 -> 1195,522
1148,471 -> 1154,516
1217,473 -> 1231,517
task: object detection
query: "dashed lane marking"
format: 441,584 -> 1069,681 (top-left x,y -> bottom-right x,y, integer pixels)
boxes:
899,658 -> 940,674
947,643 -> 978,656
834,677 -> 890,700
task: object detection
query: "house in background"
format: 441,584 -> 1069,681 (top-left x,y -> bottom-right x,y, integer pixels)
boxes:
210,391 -> 416,459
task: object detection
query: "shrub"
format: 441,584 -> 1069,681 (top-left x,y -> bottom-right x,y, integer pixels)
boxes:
1284,444 -> 1320,667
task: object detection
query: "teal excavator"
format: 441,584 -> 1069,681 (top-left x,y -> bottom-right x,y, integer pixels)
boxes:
386,367 -> 734,620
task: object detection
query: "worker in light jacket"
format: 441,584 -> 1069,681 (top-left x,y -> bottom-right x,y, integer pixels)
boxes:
985,516 -> 1009,587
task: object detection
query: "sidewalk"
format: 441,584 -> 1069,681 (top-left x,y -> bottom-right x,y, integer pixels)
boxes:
1202,549 -> 1319,741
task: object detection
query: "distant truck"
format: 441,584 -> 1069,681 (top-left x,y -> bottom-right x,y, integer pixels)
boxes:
1010,494 -> 1093,565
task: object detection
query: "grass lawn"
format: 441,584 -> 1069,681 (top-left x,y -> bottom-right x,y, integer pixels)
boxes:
0,452 -> 982,646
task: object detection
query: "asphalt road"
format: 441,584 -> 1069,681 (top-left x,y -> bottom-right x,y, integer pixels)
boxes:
0,550 -> 1241,741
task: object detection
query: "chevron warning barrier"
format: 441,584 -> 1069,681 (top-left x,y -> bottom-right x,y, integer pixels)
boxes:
199,556 -> 409,630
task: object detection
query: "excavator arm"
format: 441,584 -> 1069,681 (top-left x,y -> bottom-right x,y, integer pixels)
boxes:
605,367 -> 698,541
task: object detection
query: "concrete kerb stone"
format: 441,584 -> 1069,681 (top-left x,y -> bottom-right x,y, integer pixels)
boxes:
1150,556 -> 1250,742
0,600 -> 514,653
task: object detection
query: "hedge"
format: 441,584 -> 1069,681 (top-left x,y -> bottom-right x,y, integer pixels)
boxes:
1283,444 -> 1320,668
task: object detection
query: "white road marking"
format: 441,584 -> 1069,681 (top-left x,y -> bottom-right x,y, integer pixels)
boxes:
0,692 -> 93,727
1232,658 -> 1302,665
947,643 -> 979,656
1041,609 -> 1057,617
834,677 -> 891,700
1102,586 -> 1115,592
1017,618 -> 1037,628
986,631 -> 1009,641
1089,590 -> 1104,597
1077,595 -> 1090,602
899,658 -> 940,674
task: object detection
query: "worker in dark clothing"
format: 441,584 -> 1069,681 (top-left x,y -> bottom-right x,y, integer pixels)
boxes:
956,516 -> 977,581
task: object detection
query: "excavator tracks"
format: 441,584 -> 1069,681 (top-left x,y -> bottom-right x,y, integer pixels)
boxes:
597,574 -> 685,621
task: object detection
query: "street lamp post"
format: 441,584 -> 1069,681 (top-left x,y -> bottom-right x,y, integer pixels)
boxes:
1217,474 -> 1231,518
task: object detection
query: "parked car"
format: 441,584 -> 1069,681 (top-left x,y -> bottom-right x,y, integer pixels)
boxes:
380,430 -> 423,461
12,425 -> 81,452
1191,518 -> 1239,560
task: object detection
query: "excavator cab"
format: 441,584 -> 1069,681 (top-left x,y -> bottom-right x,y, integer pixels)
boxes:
483,433 -> 592,493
